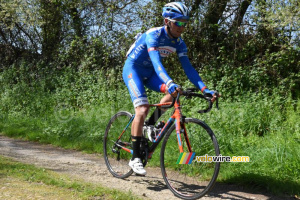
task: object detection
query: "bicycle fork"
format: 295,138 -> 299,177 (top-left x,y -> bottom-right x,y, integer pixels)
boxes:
173,101 -> 192,154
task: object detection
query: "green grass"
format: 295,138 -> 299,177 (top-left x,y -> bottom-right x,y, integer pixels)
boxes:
0,156 -> 140,200
0,157 -> 141,199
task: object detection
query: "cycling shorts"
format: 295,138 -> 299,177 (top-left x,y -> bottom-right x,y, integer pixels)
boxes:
122,59 -> 166,107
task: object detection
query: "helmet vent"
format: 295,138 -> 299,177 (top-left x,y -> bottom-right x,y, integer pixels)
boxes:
172,4 -> 184,14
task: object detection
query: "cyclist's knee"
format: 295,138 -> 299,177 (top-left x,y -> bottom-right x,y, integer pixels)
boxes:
135,105 -> 149,119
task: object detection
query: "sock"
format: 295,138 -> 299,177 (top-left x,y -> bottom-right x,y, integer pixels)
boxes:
145,107 -> 165,126
132,136 -> 142,160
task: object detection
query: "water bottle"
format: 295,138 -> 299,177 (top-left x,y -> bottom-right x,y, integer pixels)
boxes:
143,121 -> 165,142
143,125 -> 155,142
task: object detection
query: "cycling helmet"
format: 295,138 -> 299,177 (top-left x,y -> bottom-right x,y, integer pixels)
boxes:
162,2 -> 190,20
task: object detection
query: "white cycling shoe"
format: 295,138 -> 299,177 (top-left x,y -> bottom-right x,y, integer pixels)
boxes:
129,158 -> 147,175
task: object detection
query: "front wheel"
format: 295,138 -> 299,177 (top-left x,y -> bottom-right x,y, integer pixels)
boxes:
103,111 -> 134,179
160,118 -> 220,200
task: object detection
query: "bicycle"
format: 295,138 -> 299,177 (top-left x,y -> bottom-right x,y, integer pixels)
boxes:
103,88 -> 220,200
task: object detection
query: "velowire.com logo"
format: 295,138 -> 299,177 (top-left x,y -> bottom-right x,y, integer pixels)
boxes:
177,153 -> 250,164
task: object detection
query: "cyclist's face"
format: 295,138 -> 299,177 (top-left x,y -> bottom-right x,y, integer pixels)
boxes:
167,19 -> 187,38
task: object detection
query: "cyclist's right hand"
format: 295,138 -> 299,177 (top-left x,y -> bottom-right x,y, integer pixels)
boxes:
167,82 -> 180,97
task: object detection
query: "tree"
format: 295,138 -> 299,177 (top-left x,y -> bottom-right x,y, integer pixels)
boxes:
40,0 -> 63,59
230,0 -> 252,32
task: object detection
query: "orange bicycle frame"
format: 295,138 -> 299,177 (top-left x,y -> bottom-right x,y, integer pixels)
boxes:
150,100 -> 192,154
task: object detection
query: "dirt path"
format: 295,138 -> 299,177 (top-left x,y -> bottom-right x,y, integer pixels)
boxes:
0,135 -> 293,200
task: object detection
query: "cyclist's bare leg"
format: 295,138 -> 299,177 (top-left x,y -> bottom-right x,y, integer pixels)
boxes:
129,104 -> 149,175
160,93 -> 172,105
132,105 -> 149,137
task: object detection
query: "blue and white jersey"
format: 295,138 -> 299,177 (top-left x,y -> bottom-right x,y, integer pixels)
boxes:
125,26 -> 206,90
126,26 -> 187,66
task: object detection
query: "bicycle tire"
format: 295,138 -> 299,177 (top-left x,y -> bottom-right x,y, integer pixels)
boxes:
160,118 -> 220,199
103,111 -> 134,179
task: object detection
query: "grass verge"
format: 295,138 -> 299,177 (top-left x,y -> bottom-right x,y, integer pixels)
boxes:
0,156 -> 140,200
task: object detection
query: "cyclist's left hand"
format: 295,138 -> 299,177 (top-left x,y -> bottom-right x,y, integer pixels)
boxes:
203,89 -> 220,102
211,92 -> 221,102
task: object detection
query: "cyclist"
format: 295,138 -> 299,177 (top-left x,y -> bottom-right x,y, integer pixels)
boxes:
123,2 -> 218,175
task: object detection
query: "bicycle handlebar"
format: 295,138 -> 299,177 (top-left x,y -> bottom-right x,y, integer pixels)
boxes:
161,88 -> 219,113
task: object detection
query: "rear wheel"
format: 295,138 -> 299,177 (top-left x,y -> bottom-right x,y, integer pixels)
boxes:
160,118 -> 220,199
103,111 -> 134,179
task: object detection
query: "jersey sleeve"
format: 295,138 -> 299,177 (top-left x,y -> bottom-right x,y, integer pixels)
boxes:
177,42 -> 207,92
145,31 -> 173,86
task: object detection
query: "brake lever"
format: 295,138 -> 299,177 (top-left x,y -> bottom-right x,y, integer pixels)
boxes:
214,91 -> 220,110
216,97 -> 219,110
199,93 -> 220,113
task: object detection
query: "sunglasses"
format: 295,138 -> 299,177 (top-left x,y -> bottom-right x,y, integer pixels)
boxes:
168,19 -> 188,27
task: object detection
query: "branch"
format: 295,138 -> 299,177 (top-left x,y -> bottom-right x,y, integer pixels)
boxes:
0,27 -> 8,43
14,22 -> 39,53
115,0 -> 137,10
201,0 -> 230,41
204,0 -> 230,25
191,0 -> 204,13
230,0 -> 252,32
